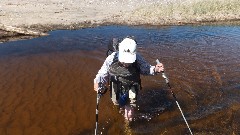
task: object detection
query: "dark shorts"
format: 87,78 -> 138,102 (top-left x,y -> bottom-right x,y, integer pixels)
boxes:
110,82 -> 139,107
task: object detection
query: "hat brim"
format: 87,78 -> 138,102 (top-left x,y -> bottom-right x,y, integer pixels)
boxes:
118,52 -> 136,63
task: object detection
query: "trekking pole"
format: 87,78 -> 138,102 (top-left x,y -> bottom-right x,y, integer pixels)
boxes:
156,59 -> 193,135
95,92 -> 102,135
95,83 -> 107,135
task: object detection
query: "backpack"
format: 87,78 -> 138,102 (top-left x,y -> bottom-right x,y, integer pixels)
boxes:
107,37 -> 142,89
106,38 -> 119,56
106,36 -> 135,56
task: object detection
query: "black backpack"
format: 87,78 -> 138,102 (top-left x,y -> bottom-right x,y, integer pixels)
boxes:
106,38 -> 119,56
106,36 -> 135,56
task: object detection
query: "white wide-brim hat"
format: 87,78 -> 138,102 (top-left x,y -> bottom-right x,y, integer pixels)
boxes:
118,38 -> 137,63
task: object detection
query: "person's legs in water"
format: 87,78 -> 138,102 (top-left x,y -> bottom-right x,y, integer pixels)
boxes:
124,86 -> 137,121
111,81 -> 126,114
111,81 -> 138,121
111,82 -> 119,106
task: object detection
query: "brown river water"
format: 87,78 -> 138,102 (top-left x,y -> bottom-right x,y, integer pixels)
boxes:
0,25 -> 240,135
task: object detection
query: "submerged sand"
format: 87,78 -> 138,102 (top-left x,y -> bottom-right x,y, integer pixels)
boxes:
0,1 -> 240,134
1,28 -> 240,134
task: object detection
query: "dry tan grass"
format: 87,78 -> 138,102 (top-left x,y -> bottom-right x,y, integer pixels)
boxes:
116,0 -> 240,25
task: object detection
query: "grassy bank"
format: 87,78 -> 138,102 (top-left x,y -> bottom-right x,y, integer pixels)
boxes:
118,0 -> 240,25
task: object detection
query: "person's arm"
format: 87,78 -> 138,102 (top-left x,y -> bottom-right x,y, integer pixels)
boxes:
94,52 -> 116,91
136,53 -> 164,75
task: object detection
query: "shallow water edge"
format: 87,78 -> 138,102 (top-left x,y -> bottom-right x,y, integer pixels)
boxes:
1,20 -> 240,43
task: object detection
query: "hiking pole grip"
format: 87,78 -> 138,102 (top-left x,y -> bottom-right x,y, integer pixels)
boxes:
95,83 -> 104,135
156,59 -> 169,85
95,82 -> 108,135
156,59 -> 176,99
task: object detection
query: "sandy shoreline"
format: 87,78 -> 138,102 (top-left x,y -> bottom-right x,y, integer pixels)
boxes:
0,0 -> 240,42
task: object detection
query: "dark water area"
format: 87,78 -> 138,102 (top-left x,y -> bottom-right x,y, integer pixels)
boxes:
0,25 -> 240,135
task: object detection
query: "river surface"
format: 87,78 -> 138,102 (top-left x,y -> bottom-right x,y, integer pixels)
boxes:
0,25 -> 240,135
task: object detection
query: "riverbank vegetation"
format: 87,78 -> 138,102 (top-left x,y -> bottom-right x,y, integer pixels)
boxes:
120,0 -> 240,25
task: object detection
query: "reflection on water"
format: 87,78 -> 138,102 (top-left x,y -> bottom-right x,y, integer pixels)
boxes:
0,25 -> 240,135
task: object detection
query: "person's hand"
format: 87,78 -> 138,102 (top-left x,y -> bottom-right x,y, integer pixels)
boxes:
155,63 -> 164,73
94,83 -> 99,92
94,82 -> 108,94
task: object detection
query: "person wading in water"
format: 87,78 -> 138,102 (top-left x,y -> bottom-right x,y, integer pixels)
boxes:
94,37 -> 164,121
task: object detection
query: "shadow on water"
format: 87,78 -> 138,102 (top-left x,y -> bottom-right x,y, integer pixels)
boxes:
0,25 -> 240,135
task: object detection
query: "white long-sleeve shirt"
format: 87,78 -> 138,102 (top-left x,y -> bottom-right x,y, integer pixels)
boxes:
94,52 -> 156,84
